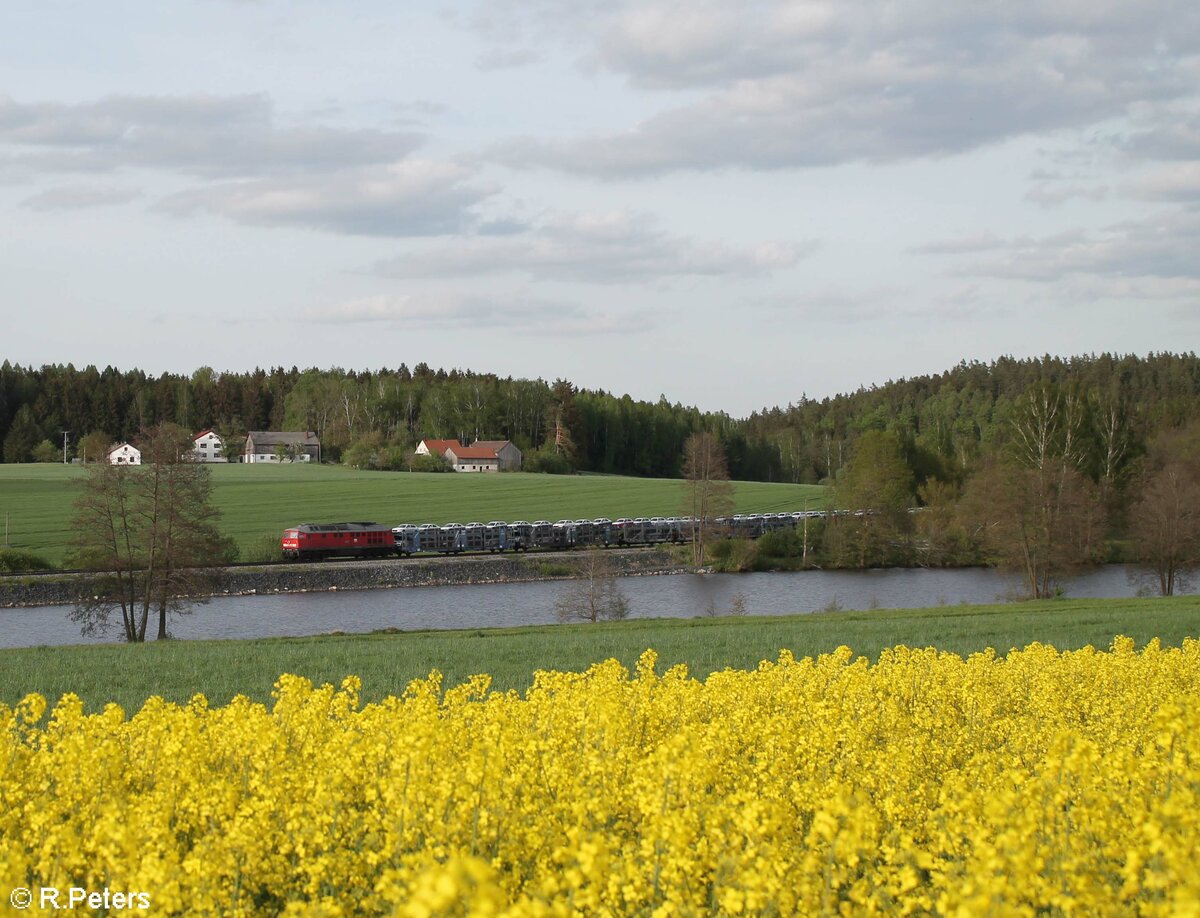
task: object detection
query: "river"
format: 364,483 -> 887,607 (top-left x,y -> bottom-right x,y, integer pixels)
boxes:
0,564 -> 1165,649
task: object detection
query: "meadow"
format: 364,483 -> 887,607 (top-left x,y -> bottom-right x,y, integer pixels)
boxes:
0,463 -> 826,566
1,596 -> 1197,712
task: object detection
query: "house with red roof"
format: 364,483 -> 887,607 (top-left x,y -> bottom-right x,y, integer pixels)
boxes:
192,429 -> 227,463
415,439 -> 462,459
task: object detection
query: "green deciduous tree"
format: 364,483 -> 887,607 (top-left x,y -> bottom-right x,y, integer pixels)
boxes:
829,430 -> 916,567
31,439 -> 60,463
78,431 -> 112,464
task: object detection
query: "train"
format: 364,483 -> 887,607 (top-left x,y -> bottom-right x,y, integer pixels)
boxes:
280,511 -> 826,562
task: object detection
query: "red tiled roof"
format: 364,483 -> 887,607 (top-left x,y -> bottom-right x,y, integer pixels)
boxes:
420,439 -> 462,456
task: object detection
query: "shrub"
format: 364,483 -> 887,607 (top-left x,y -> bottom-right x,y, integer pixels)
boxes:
523,447 -> 574,474
0,549 -> 55,573
406,453 -> 452,473
240,534 -> 285,564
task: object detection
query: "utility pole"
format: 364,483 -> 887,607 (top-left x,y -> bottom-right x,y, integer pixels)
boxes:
62,430 -> 70,464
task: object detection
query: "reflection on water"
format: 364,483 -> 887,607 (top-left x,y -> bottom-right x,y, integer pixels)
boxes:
0,565 -> 1158,649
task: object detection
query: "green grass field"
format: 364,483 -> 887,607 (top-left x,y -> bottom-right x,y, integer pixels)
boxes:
1,596 -> 1195,712
0,464 -> 827,566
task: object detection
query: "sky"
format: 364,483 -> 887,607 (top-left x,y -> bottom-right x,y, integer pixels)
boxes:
1,1 -> 1198,417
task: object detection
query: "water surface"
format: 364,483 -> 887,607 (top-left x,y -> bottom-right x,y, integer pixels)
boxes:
0,564 -> 1160,649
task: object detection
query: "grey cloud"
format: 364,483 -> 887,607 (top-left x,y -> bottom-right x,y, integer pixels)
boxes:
475,47 -> 544,70
21,184 -> 141,211
755,285 -> 995,323
0,92 -> 423,178
479,1 -> 1200,175
909,233 -> 1006,255
1127,163 -> 1200,201
158,160 -> 496,237
309,292 -> 654,336
373,210 -> 815,283
1120,109 -> 1200,161
1023,183 -> 1109,208
957,209 -> 1200,281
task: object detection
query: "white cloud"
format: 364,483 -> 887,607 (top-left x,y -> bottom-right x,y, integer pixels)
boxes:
1023,183 -> 1109,208
0,92 -> 423,178
909,233 -> 1006,255
954,209 -> 1200,281
308,292 -> 654,336
21,184 -> 141,211
1127,163 -> 1200,201
475,47 -> 544,71
480,0 -> 1200,175
157,160 -> 496,236
373,210 -> 815,283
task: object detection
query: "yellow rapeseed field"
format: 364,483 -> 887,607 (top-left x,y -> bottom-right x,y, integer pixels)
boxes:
2,638 -> 1198,916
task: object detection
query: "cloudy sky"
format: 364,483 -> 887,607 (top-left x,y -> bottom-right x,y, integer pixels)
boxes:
2,1 -> 1197,415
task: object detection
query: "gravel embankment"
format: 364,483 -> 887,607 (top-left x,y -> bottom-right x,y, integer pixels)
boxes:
0,549 -> 685,608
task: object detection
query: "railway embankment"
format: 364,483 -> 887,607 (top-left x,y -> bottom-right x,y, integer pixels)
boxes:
0,549 -> 686,608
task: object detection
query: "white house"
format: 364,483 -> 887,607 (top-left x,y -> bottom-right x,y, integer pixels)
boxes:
107,443 -> 142,465
243,431 -> 320,463
192,429 -> 227,463
472,440 -> 522,471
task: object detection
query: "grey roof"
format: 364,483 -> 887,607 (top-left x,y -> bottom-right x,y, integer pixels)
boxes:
245,431 -> 320,447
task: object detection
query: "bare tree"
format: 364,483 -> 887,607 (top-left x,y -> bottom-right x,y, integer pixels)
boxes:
681,431 -> 735,567
959,380 -> 1108,598
554,550 -> 631,623
1129,461 -> 1200,596
959,460 -> 1104,599
550,379 -> 578,459
70,424 -> 230,642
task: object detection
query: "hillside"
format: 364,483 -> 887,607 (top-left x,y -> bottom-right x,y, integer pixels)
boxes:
0,464 -> 826,566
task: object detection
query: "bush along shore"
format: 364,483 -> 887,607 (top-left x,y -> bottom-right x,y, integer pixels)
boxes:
0,548 -> 684,608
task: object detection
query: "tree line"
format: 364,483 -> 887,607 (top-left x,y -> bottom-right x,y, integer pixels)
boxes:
716,378 -> 1200,597
4,353 -> 1196,488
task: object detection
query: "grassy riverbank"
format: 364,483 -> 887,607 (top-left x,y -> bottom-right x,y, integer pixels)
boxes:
2,596 -> 1197,712
0,464 -> 826,566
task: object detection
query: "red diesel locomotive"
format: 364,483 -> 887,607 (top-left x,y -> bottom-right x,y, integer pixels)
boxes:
280,522 -> 395,561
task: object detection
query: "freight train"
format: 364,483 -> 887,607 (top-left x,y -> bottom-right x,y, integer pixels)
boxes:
280,512 -> 825,562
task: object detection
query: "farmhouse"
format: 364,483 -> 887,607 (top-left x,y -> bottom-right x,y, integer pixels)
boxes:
244,431 -> 320,464
192,429 -> 227,463
444,445 -> 500,473
472,440 -> 522,471
107,443 -> 141,465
